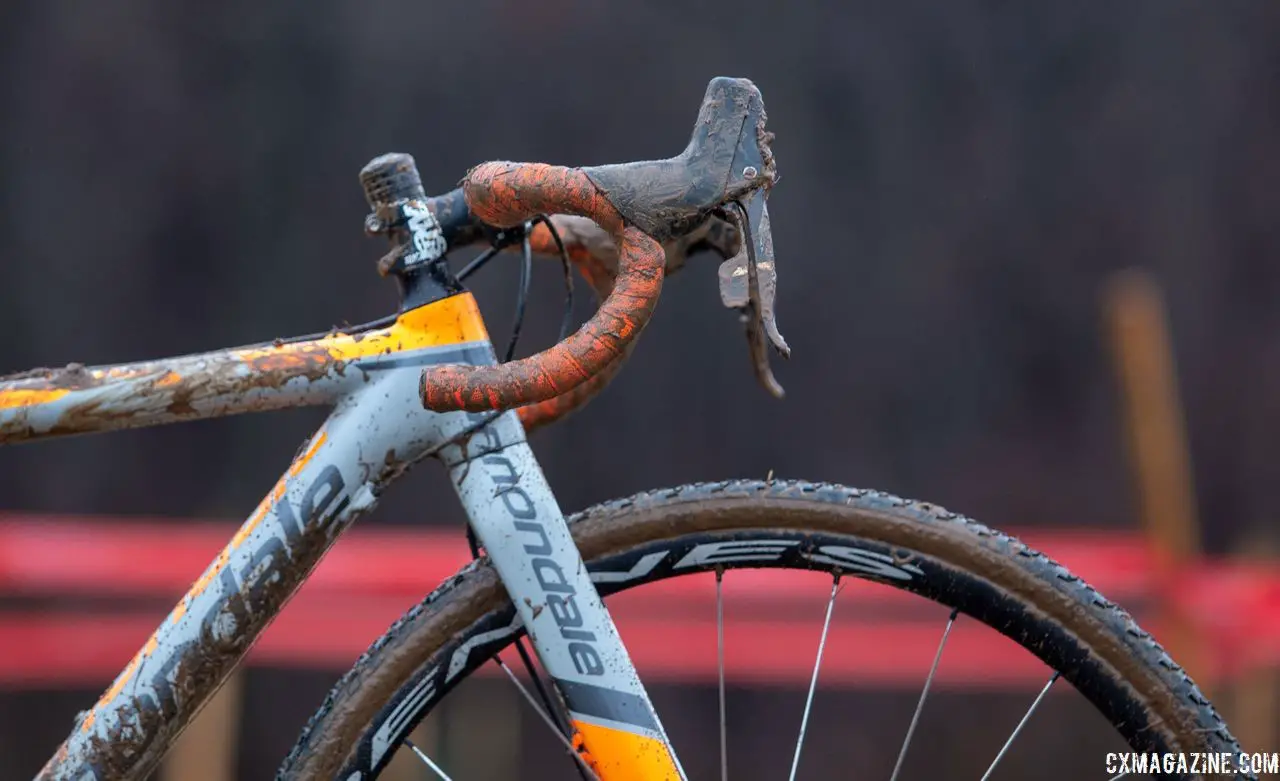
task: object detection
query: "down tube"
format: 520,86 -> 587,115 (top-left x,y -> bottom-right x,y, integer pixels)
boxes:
37,359 -> 478,781
446,411 -> 687,781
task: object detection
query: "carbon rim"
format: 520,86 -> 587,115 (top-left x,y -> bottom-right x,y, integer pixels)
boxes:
279,480 -> 1247,780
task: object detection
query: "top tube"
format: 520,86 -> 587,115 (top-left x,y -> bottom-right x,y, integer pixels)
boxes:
0,292 -> 490,446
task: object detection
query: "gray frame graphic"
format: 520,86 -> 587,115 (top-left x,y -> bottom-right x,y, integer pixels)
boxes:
0,311 -> 681,780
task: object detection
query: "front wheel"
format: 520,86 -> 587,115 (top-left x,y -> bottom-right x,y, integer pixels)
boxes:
279,480 -> 1247,780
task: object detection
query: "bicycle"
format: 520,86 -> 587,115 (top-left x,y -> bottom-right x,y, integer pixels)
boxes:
0,77 -> 1248,780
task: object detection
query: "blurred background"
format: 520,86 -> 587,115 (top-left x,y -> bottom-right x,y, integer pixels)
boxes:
2,1 -> 1280,778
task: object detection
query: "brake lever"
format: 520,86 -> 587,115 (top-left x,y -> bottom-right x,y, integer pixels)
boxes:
720,190 -> 790,398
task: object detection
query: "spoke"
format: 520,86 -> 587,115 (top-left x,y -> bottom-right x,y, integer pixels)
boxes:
888,608 -> 958,781
494,657 -> 601,780
404,739 -> 454,781
978,671 -> 1060,781
787,577 -> 842,781
1108,774 -> 1130,781
716,570 -> 729,781
512,637 -> 578,740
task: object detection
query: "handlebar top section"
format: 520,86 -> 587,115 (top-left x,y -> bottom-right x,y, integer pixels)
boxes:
459,77 -> 775,242
581,77 -> 775,241
417,77 -> 784,413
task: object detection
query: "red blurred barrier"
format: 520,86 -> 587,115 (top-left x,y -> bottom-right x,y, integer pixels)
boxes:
1,513 -> 1278,690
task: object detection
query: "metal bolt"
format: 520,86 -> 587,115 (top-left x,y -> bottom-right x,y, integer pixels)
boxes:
742,166 -> 758,179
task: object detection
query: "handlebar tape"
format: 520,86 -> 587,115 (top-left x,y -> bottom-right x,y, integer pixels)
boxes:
419,162 -> 664,412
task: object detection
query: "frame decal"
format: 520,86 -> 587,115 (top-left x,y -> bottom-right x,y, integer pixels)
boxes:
25,292 -> 501,780
445,412 -> 686,780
